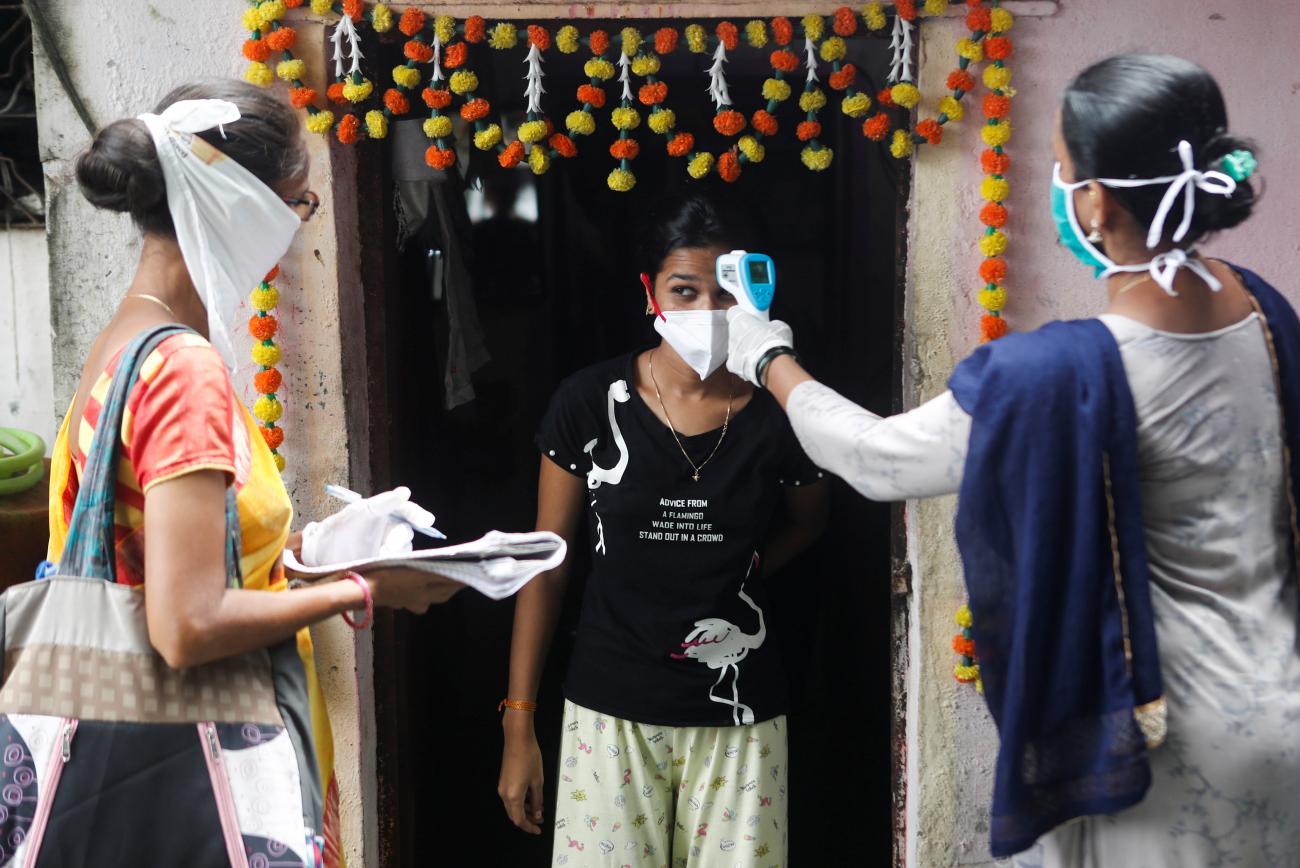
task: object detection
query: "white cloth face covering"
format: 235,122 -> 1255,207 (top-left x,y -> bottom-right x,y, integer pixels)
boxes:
653,309 -> 730,379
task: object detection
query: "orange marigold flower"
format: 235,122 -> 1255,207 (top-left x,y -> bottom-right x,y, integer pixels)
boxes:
713,110 -> 746,136
544,117 -> 556,136
716,21 -> 739,51
290,87 -> 317,108
828,64 -> 857,92
498,140 -> 526,168
589,29 -> 610,55
266,27 -> 297,51
578,85 -> 606,108
264,265 -> 281,282
896,0 -> 917,22
249,315 -> 278,339
528,25 -> 551,50
947,70 -> 976,92
254,364 -> 282,391
833,6 -> 858,36
443,42 -> 468,69
666,132 -> 694,157
980,314 -> 1009,342
327,82 -> 348,104
752,110 -> 778,136
877,86 -> 895,108
863,112 -> 891,141
465,16 -> 487,43
399,9 -> 426,38
426,145 -> 457,170
917,119 -> 943,145
461,98 -> 491,121
966,7 -> 992,32
242,39 -> 271,63
337,113 -> 361,144
718,150 -> 742,182
985,37 -> 1012,60
283,0 -> 303,7
979,257 -> 1008,283
980,203 -> 1009,229
342,0 -> 364,22
423,87 -> 452,109
260,425 -> 286,450
384,89 -> 410,115
550,133 -> 578,158
983,94 -> 1011,119
980,148 -> 1010,175
795,120 -> 820,141
771,16 -> 794,46
952,635 -> 977,657
655,27 -> 679,54
769,50 -> 799,73
405,40 -> 435,63
610,139 -> 641,160
639,82 -> 669,106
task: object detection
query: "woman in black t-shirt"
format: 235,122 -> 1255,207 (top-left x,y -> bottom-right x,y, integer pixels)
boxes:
498,193 -> 828,866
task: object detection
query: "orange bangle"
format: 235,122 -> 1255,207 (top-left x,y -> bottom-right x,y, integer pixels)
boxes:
499,699 -> 538,713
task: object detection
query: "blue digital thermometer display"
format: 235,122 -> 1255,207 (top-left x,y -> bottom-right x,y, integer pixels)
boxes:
716,250 -> 776,319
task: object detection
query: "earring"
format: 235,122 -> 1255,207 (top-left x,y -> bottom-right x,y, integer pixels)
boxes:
1086,220 -> 1104,244
646,296 -> 655,315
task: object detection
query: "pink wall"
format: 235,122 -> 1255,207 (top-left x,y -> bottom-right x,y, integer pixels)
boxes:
992,0 -> 1300,332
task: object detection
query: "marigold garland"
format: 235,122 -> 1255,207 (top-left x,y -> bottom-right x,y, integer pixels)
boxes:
976,0 -> 1014,343
250,266 -> 287,472
952,604 -> 983,693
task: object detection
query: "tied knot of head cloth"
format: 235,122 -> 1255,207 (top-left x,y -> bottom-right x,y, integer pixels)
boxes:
134,99 -> 302,373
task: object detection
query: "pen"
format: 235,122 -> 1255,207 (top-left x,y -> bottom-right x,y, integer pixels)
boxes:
324,484 -> 447,540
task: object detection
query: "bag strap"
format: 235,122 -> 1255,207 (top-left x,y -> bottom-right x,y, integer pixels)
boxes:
58,325 -> 244,588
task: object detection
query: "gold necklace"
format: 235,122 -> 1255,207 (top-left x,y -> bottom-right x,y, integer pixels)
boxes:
647,351 -> 734,483
1114,274 -> 1152,296
127,293 -> 178,319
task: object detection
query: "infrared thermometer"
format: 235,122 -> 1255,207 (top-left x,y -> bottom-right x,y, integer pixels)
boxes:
716,250 -> 775,320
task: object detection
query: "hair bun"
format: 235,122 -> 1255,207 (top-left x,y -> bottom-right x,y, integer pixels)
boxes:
75,118 -> 168,224
1195,131 -> 1257,235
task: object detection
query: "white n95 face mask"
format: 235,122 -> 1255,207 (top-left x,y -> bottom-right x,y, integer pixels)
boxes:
654,309 -> 730,380
137,100 -> 303,372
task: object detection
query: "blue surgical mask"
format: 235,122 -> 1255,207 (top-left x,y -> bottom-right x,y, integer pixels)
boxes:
1051,163 -> 1109,279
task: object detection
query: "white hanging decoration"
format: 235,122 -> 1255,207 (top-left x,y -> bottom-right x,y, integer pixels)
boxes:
617,50 -> 634,103
888,13 -> 915,83
803,35 -> 819,84
524,41 -> 546,114
330,14 -> 364,79
430,33 -> 445,83
707,40 -> 732,109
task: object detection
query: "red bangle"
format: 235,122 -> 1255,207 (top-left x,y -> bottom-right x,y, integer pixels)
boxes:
341,571 -> 373,630
499,699 -> 538,713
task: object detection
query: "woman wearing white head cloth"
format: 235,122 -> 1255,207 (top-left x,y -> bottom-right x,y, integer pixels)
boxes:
40,80 -> 458,865
729,55 -> 1300,866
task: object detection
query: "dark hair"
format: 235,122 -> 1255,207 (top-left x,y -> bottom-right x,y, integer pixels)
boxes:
1061,53 -> 1257,245
76,79 -> 307,235
639,190 -> 758,278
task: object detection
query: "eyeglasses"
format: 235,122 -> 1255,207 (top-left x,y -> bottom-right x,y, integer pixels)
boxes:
282,190 -> 320,222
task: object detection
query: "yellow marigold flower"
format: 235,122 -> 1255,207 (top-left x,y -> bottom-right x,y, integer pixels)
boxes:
276,59 -> 305,83
365,110 -> 388,139
306,110 -> 335,135
955,605 -> 973,628
474,124 -> 503,150
343,78 -> 375,102
631,54 -> 661,76
434,16 -> 456,44
489,23 -> 518,50
371,3 -> 394,33
762,79 -> 793,103
890,82 -> 920,109
939,95 -> 964,122
273,452 -> 286,472
820,36 -> 847,63
244,62 -> 275,87
990,8 -> 1014,32
566,110 -> 596,136
924,0 -> 949,15
738,135 -> 765,163
982,120 -> 1013,147
251,286 -> 280,311
557,25 -> 580,53
979,286 -> 1007,312
242,8 -> 262,32
424,116 -> 454,139
954,663 -> 981,682
890,129 -> 914,159
254,395 -> 283,423
648,109 -> 677,134
799,89 -> 828,112
252,343 -> 282,368
621,27 -> 642,56
608,167 -> 637,192
518,119 -> 549,143
979,231 -> 1009,258
393,66 -> 422,90
956,37 -> 984,62
611,107 -> 641,130
449,70 -> 478,94
980,176 -> 1010,202
530,147 -> 551,176
685,24 -> 708,53
801,145 -> 834,171
310,0 -> 332,14
841,93 -> 872,118
687,152 -> 714,179
802,14 -> 825,42
584,58 -> 616,81
984,65 -> 1012,90
257,1 -> 287,27
746,20 -> 768,48
863,2 -> 887,30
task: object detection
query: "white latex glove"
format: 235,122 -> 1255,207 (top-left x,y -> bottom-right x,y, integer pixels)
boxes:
299,487 -> 436,567
726,307 -> 795,386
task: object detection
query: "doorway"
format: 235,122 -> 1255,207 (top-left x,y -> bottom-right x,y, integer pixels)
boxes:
352,21 -> 907,866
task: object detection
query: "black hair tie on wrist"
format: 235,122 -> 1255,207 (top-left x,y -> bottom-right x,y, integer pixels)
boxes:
755,346 -> 799,388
